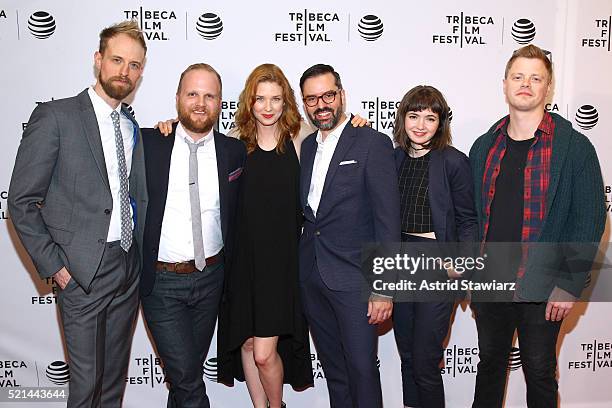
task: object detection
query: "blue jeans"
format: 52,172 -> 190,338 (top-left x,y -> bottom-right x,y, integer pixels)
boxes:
471,302 -> 562,408
141,263 -> 224,408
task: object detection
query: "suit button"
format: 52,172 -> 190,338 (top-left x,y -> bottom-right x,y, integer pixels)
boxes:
98,239 -> 105,244
315,231 -> 321,236
104,209 -> 111,215
152,248 -> 157,253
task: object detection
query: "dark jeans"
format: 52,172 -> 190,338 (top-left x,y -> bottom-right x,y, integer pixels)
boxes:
393,301 -> 453,408
142,262 -> 224,408
471,302 -> 562,408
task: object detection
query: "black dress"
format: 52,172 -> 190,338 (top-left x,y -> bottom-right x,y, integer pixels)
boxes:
218,139 -> 313,389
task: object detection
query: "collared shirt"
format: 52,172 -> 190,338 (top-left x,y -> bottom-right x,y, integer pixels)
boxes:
307,115 -> 351,216
158,123 -> 222,262
482,111 -> 554,277
87,87 -> 134,242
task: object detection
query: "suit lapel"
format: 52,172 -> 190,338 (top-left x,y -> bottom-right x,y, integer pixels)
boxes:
300,133 -> 317,208
78,90 -> 110,189
320,121 -> 357,201
214,131 -> 229,241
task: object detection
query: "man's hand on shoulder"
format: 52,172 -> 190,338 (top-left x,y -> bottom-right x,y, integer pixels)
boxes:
153,118 -> 177,136
350,113 -> 370,128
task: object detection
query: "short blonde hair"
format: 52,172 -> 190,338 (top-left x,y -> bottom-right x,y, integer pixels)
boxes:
504,44 -> 552,81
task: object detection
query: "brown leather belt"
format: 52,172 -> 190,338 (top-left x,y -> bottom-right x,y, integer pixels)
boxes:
155,251 -> 223,274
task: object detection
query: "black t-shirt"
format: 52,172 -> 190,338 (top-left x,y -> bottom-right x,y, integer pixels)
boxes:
486,135 -> 534,243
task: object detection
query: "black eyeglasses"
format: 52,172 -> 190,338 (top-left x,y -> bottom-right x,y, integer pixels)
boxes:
303,89 -> 340,107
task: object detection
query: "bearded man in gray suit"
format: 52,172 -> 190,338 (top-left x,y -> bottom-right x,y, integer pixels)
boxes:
8,21 -> 148,407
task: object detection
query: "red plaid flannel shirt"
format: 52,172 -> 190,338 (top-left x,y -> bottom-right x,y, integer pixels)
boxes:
481,112 -> 554,277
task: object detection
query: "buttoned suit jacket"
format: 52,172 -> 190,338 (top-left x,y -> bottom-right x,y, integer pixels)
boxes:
140,124 -> 246,297
9,89 -> 148,293
299,118 -> 401,292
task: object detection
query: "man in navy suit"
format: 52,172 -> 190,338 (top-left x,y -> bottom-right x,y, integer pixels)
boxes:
140,63 -> 246,408
298,64 -> 400,407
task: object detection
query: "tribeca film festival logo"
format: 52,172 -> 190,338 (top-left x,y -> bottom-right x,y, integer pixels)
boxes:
581,17 -> 611,51
220,100 -> 238,132
361,98 -> 399,134
0,190 -> 8,221
432,12 -> 495,47
23,98 -> 57,131
511,18 -> 536,44
126,355 -> 165,387
0,360 -> 28,387
31,276 -> 59,305
274,10 -> 341,45
45,361 -> 69,385
123,8 -> 177,41
28,11 -> 56,39
440,345 -> 478,376
569,340 -> 612,371
196,13 -> 223,40
575,104 -> 599,130
358,15 -> 383,41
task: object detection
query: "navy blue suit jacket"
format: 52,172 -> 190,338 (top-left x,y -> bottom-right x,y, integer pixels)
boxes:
299,120 -> 400,292
140,125 -> 246,297
395,146 -> 477,243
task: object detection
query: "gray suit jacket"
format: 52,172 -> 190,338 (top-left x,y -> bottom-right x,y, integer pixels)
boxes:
9,89 -> 148,293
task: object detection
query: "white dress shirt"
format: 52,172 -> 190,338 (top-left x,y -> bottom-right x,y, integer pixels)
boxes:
307,115 -> 351,216
158,123 -> 223,262
87,87 -> 134,242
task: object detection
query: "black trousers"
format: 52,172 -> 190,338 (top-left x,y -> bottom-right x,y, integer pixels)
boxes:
471,302 -> 562,408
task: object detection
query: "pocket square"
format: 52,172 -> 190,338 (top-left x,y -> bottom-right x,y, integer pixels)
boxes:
339,160 -> 357,166
228,167 -> 243,181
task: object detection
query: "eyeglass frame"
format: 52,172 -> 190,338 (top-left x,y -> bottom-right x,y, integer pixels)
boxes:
302,88 -> 342,107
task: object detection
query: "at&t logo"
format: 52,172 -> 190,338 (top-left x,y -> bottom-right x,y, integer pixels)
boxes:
433,13 -> 495,47
358,15 -> 383,41
196,13 -> 223,40
507,347 -> 522,371
28,11 -> 56,39
575,105 -> 598,130
274,10 -> 340,45
123,8 -> 177,41
581,17 -> 611,51
204,357 -> 217,381
511,19 -> 536,44
46,361 -> 69,385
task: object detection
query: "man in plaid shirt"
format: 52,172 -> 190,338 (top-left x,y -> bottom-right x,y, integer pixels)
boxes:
469,45 -> 606,407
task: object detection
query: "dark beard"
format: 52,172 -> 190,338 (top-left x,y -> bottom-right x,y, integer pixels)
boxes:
177,104 -> 218,134
99,74 -> 134,101
309,106 -> 340,131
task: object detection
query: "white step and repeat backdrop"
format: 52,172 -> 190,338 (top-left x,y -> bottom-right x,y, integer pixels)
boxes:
1,0 -> 611,407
